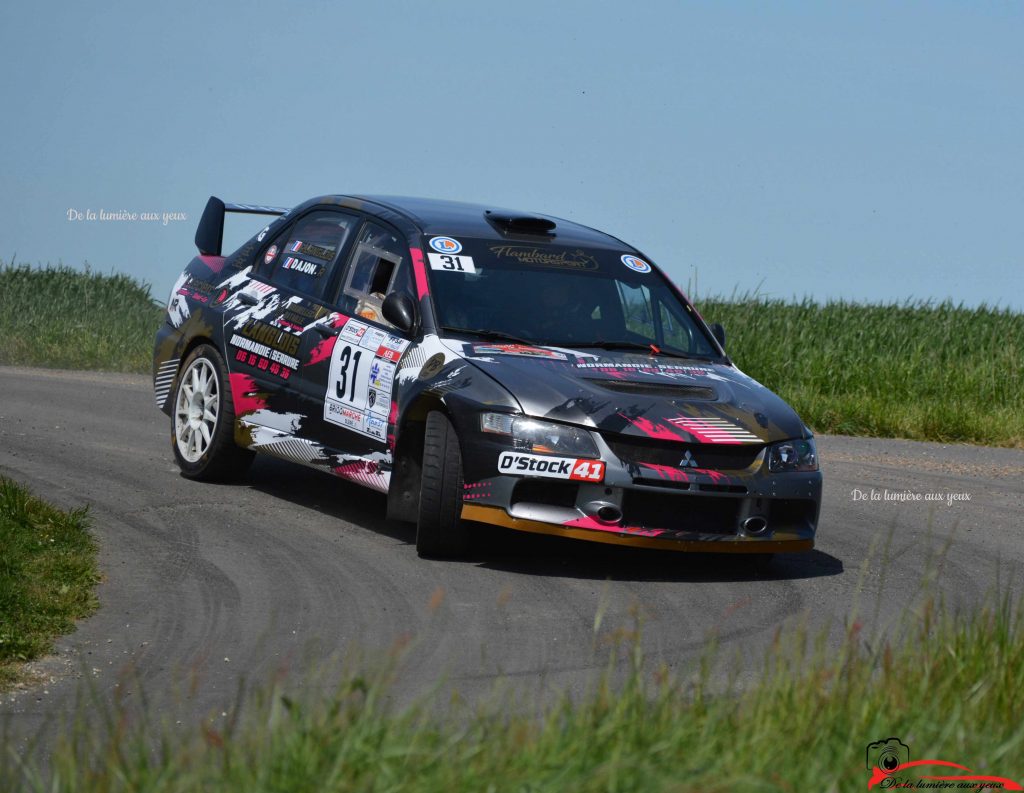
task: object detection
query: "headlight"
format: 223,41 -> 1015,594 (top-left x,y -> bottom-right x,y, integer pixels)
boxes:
480,413 -> 599,458
768,438 -> 818,473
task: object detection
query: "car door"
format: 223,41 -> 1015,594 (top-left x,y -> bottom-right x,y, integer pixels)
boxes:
224,208 -> 359,431
296,218 -> 415,457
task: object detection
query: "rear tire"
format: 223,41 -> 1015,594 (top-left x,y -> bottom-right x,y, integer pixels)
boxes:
171,344 -> 254,481
416,411 -> 470,558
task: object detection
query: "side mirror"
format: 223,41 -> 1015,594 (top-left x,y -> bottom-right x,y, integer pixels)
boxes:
382,292 -> 418,335
709,322 -> 726,351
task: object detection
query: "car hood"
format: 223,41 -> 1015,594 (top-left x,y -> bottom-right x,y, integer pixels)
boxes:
441,340 -> 808,445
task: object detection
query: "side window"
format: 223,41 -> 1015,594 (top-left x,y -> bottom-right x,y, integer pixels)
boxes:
337,222 -> 409,328
262,211 -> 357,299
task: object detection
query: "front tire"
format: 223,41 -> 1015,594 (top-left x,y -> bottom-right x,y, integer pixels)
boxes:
416,411 -> 470,558
171,344 -> 254,481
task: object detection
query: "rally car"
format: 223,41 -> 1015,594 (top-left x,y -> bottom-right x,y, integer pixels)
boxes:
154,194 -> 822,558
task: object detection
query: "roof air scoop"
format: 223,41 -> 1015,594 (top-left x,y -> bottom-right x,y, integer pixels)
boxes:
484,210 -> 556,235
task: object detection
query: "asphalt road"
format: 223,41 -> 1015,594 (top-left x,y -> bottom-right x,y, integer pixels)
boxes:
2,366 -> 1023,749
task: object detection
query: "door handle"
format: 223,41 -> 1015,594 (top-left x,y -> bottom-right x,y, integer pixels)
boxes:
315,323 -> 341,338
236,291 -> 259,306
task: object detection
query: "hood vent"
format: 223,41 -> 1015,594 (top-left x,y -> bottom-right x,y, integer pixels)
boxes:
484,210 -> 556,235
585,380 -> 717,400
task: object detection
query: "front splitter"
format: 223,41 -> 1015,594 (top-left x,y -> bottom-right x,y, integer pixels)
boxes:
461,503 -> 813,554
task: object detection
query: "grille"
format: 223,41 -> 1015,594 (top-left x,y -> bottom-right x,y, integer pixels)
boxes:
585,380 -> 716,400
605,435 -> 764,471
622,491 -> 739,534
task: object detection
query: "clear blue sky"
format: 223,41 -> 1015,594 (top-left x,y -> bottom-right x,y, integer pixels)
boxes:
1,1 -> 1021,309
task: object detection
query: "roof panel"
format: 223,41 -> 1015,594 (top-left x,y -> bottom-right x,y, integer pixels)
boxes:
348,194 -> 628,249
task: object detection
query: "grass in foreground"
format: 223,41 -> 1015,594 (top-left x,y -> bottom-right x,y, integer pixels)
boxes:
9,596 -> 1023,791
0,261 -> 163,372
0,478 -> 99,687
701,296 -> 1024,447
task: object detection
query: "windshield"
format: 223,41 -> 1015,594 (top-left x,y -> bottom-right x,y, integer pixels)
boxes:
424,238 -> 719,358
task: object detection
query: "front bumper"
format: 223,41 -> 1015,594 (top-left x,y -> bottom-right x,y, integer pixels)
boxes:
461,503 -> 813,553
458,430 -> 822,553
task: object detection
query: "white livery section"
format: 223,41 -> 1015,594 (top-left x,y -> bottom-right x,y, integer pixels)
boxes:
153,358 -> 180,409
667,416 -> 763,443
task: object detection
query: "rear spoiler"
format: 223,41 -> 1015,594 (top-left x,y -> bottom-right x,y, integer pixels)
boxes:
195,196 -> 290,256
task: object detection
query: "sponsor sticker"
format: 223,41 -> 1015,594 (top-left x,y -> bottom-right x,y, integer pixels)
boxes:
369,359 -> 396,391
281,256 -> 324,277
472,343 -> 567,361
574,361 -> 710,377
418,352 -> 446,380
289,239 -> 336,260
429,236 -> 463,254
377,334 -> 407,363
621,254 -> 651,273
326,401 -> 364,431
264,245 -> 279,265
358,327 -> 388,351
490,245 -> 598,270
339,318 -> 369,343
427,252 -> 476,273
498,452 -> 606,482
229,318 -> 302,369
364,415 -> 387,441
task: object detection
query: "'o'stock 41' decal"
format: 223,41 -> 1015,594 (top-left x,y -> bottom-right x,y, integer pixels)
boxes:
324,317 -> 410,441
498,452 -> 606,482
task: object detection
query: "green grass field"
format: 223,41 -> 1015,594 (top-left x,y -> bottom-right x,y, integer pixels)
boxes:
0,477 -> 99,686
1,262 -> 1021,446
701,296 -> 1024,448
8,594 -> 1022,791
0,262 -> 163,372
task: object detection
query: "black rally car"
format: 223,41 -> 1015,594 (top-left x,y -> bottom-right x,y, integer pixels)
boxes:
154,194 -> 822,558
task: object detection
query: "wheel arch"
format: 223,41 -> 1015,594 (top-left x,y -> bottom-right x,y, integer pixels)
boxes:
386,393 -> 452,523
177,335 -> 218,371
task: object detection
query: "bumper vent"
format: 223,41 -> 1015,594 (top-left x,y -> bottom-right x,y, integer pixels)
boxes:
622,491 -> 740,534
511,479 -> 579,509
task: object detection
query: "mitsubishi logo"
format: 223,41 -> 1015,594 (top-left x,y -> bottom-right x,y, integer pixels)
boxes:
679,450 -> 698,468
